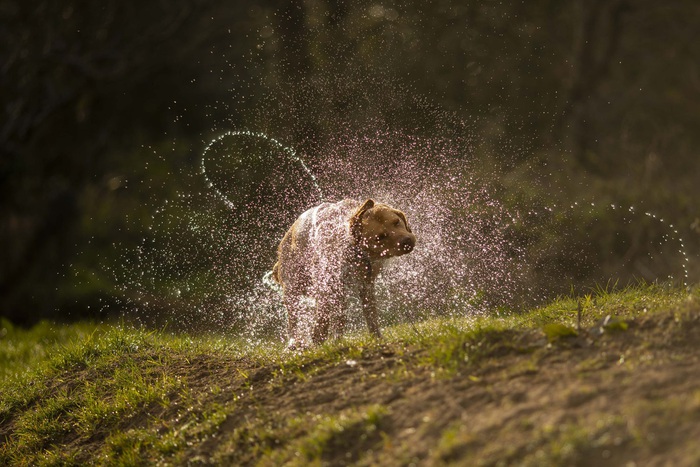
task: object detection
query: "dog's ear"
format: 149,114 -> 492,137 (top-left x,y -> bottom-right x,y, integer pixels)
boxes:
355,198 -> 375,214
394,209 -> 412,233
349,199 -> 375,244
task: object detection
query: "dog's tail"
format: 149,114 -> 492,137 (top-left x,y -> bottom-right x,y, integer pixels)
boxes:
271,262 -> 280,283
262,262 -> 283,294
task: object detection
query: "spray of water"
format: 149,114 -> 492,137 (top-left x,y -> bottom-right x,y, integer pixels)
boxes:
117,128 -> 690,342
118,130 -> 324,334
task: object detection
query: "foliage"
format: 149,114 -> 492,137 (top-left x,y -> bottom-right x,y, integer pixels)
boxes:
1,0 -> 699,324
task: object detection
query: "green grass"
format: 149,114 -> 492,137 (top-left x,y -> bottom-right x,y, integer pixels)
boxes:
0,324 -> 255,465
0,319 -> 100,382
1,284 -> 698,465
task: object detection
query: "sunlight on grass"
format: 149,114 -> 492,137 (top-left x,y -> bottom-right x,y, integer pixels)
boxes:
0,284 -> 698,465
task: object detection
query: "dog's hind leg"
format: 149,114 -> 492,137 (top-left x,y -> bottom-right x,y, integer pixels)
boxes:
283,276 -> 311,349
311,311 -> 330,345
284,295 -> 303,349
311,281 -> 344,345
330,309 -> 347,339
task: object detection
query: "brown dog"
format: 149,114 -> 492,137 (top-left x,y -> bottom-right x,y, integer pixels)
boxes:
272,199 -> 416,348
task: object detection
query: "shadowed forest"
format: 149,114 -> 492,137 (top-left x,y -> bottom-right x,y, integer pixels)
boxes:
2,0 -> 699,326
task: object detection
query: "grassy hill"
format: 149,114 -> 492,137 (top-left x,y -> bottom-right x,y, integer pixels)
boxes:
2,285 -> 699,466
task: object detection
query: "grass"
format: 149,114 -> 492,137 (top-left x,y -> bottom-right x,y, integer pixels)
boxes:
1,283 -> 698,465
0,319 -> 100,382
0,324 -> 252,465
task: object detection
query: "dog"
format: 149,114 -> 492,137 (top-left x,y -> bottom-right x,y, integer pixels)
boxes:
272,199 -> 416,348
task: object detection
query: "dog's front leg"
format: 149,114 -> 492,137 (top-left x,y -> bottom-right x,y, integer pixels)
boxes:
360,282 -> 381,338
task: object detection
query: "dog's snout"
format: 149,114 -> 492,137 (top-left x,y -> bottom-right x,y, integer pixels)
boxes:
399,235 -> 415,252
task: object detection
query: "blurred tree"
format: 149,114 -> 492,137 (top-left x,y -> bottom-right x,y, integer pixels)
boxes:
1,0 -> 697,325
0,0 -> 268,323
558,0 -> 632,173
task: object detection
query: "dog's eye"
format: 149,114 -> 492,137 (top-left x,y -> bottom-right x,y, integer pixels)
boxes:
393,219 -> 401,227
377,233 -> 388,241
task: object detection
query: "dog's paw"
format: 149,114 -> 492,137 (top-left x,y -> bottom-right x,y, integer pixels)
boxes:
286,338 -> 309,352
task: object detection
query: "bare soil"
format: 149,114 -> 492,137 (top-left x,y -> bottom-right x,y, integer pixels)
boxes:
3,303 -> 699,466
171,304 -> 700,465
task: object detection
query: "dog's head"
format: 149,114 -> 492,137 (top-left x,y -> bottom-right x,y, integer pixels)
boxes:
350,199 -> 416,259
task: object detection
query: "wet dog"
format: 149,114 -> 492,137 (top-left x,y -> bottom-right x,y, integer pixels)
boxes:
272,199 -> 416,348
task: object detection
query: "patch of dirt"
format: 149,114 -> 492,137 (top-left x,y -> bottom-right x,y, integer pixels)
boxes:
181,305 -> 700,465
3,304 -> 699,465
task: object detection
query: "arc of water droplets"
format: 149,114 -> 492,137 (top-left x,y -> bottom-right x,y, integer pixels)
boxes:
638,208 -> 689,288
550,202 -> 690,288
200,130 -> 324,208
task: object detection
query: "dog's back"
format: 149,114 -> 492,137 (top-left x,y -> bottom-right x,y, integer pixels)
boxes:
273,199 -> 357,288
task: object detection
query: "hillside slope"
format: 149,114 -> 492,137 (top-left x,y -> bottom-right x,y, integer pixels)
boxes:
1,286 -> 699,465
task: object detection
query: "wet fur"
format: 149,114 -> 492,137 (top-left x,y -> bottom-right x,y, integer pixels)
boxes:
272,198 -> 416,348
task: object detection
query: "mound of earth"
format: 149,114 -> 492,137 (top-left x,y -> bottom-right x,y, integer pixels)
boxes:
2,299 -> 699,465
180,304 -> 700,465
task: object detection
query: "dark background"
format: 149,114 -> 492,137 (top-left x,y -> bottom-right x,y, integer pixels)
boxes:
2,0 -> 699,326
